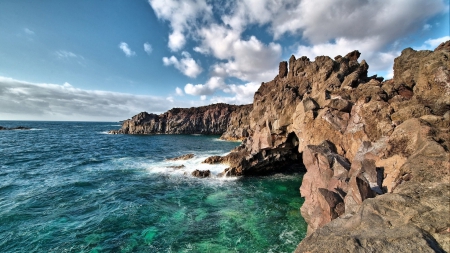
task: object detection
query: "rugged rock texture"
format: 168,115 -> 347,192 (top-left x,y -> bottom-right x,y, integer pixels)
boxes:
113,41 -> 449,252
110,103 -> 251,139
207,42 -> 449,251
220,104 -> 253,141
191,169 -> 211,178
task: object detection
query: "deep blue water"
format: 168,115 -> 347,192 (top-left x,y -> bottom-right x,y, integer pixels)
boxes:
0,121 -> 306,252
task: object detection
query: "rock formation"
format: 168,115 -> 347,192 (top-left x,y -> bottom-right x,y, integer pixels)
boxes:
113,40 -> 450,252
166,153 -> 194,161
191,169 -> 211,178
109,103 -> 251,140
0,126 -> 31,130
210,41 -> 450,251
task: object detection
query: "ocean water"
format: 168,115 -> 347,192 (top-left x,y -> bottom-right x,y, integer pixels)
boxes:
0,121 -> 307,253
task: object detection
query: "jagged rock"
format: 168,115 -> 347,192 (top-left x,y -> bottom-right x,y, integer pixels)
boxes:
220,104 -> 252,141
300,141 -> 351,234
109,103 -> 251,138
191,169 -> 211,178
112,41 -> 450,252
166,153 -> 194,161
278,61 -> 288,78
295,182 -> 449,253
202,156 -> 223,164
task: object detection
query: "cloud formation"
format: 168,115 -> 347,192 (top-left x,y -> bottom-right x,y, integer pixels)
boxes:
148,0 -> 447,103
163,51 -> 202,78
144,42 -> 153,55
24,28 -> 35,35
55,50 -> 84,60
184,77 -> 258,105
119,42 -> 136,57
149,0 -> 211,51
0,76 -> 185,121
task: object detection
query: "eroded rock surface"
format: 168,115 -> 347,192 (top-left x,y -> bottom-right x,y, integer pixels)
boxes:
209,42 -> 450,251
109,103 -> 251,139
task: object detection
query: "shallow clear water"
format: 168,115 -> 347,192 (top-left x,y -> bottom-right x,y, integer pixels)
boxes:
0,121 -> 306,252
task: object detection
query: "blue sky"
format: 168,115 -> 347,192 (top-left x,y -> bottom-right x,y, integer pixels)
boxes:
0,0 -> 448,121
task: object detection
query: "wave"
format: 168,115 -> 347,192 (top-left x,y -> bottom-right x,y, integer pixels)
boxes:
144,151 -> 239,180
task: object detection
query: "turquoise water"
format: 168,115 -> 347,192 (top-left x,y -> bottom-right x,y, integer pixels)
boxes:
0,121 -> 306,252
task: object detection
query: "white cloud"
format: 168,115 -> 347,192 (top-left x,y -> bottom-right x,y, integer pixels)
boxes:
119,42 -> 136,57
184,76 -> 226,96
423,24 -> 432,31
196,25 -> 282,82
0,76 -> 183,121
269,0 -> 445,44
168,30 -> 186,52
175,87 -> 184,96
162,51 -> 202,78
144,42 -> 153,55
24,28 -> 35,35
149,0 -> 212,51
55,50 -> 84,60
212,82 -> 259,104
148,0 -> 446,83
420,36 -> 450,49
184,77 -> 259,105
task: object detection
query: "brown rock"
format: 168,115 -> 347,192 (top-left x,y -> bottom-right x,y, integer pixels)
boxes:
166,153 -> 194,161
202,156 -> 223,164
191,169 -> 211,178
109,103 -> 250,136
278,61 -> 288,78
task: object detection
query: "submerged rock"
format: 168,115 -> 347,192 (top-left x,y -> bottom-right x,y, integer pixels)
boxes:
191,170 -> 211,178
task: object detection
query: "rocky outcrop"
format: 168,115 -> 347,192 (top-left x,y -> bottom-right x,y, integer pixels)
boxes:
191,169 -> 211,178
112,41 -> 449,251
109,103 -> 251,139
166,153 -> 194,161
206,42 -> 449,251
0,126 -> 31,130
220,104 -> 252,141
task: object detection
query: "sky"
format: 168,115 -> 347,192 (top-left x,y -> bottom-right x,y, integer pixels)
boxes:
0,0 -> 448,121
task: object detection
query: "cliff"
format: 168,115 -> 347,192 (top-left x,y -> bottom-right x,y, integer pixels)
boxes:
209,41 -> 450,252
109,103 -> 251,139
113,41 -> 450,252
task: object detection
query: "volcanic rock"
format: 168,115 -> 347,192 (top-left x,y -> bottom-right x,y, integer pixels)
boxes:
109,103 -> 251,140
0,126 -> 31,130
166,153 -> 194,161
191,169 -> 211,178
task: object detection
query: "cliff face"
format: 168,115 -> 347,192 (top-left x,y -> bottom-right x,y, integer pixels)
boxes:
213,41 -> 449,251
110,103 -> 251,139
112,41 -> 449,252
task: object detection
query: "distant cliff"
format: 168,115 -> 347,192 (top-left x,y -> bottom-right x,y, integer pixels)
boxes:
110,103 -> 251,140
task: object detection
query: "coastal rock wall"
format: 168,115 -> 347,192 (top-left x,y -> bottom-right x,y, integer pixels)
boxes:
214,41 -> 450,251
110,103 -> 251,139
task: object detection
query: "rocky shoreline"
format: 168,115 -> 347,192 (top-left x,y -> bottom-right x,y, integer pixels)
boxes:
111,41 -> 449,252
0,126 -> 31,131
109,103 -> 252,141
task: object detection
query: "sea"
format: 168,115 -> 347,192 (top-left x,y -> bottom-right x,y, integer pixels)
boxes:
0,121 -> 307,253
